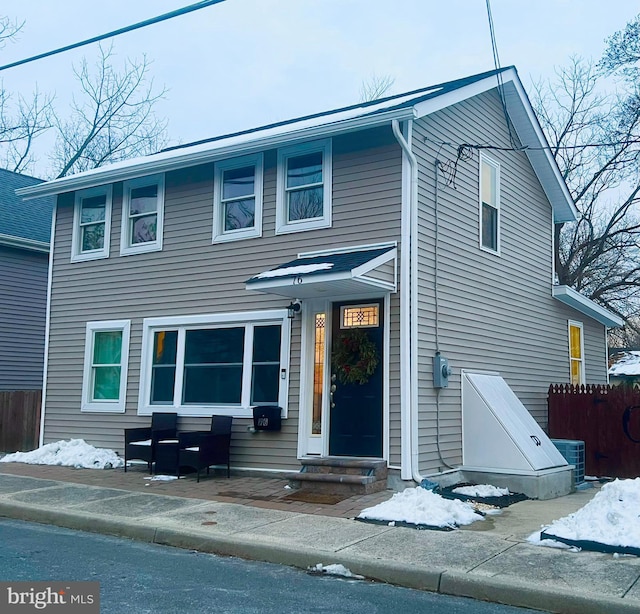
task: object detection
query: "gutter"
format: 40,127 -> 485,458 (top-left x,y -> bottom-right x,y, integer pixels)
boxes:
391,119 -> 421,483
17,108 -> 416,200
0,233 -> 49,253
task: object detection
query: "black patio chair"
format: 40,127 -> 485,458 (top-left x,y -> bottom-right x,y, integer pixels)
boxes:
124,412 -> 178,473
177,415 -> 232,482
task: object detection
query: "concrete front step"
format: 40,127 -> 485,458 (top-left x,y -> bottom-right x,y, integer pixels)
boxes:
285,457 -> 389,495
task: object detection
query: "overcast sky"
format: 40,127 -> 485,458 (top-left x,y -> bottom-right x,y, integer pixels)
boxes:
1,0 -> 638,177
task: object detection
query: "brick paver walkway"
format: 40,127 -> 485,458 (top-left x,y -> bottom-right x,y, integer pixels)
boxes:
0,463 -> 392,519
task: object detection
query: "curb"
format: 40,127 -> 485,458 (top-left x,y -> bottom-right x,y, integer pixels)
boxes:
0,500 -> 637,614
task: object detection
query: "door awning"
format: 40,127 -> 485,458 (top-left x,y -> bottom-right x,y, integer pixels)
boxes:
246,246 -> 397,299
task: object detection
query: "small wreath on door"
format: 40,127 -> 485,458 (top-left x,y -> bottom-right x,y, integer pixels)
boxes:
331,328 -> 379,385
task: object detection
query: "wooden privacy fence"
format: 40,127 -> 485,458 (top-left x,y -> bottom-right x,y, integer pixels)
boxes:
0,390 -> 41,453
548,384 -> 640,478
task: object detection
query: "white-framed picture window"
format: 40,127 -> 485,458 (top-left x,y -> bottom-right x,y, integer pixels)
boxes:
81,320 -> 130,412
71,185 -> 112,262
479,154 -> 500,254
568,320 -> 585,385
120,174 -> 165,255
213,153 -> 263,242
138,310 -> 291,418
276,139 -> 332,234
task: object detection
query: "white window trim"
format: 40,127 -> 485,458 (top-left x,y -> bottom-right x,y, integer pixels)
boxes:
212,153 -> 263,243
120,174 -> 165,256
71,185 -> 112,263
81,320 -> 130,413
568,320 -> 585,385
275,139 -> 332,234
138,310 -> 291,418
479,153 -> 501,255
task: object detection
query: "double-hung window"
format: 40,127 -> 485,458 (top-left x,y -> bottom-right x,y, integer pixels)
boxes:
139,311 -> 291,417
568,321 -> 585,385
480,154 -> 500,253
213,154 -> 263,242
120,174 -> 164,255
71,186 -> 112,262
81,320 -> 130,412
276,139 -> 332,234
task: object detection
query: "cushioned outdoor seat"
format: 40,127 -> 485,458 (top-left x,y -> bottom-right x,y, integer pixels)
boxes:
177,415 -> 232,482
124,412 -> 178,473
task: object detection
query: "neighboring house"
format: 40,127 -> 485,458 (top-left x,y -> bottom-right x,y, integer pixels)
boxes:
0,169 -> 54,390
608,351 -> 640,387
17,67 -> 623,496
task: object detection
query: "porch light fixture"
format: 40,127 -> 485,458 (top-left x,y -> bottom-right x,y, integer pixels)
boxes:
287,299 -> 302,319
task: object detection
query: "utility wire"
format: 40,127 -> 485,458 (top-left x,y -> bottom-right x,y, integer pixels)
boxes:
0,0 -> 226,72
485,0 -> 518,149
424,137 -> 640,152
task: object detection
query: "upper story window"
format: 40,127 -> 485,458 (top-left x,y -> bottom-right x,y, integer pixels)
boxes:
81,320 -> 130,412
120,174 -> 165,255
568,320 -> 585,385
71,186 -> 112,262
213,153 -> 263,242
480,154 -> 500,254
276,139 -> 332,234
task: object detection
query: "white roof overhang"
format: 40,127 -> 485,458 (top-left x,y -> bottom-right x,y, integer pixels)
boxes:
246,247 -> 397,300
16,107 -> 415,200
552,285 -> 624,328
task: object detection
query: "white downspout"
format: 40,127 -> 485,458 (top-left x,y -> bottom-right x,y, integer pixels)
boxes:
39,203 -> 56,447
392,119 -> 422,483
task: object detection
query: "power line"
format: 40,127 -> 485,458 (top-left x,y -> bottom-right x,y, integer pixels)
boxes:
0,0 -> 226,72
425,136 -> 640,153
485,0 -> 518,149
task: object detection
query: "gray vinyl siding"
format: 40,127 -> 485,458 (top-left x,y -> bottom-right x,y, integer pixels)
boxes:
0,246 -> 48,390
412,89 -> 607,474
44,126 -> 403,470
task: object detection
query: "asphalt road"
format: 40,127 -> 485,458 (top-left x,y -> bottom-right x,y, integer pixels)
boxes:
0,518 -> 541,613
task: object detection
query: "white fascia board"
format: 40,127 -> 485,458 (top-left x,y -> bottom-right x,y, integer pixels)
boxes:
16,108 -> 415,200
0,232 -> 49,253
503,78 -> 578,222
247,270 -> 353,293
553,285 -> 624,328
412,69 -> 520,119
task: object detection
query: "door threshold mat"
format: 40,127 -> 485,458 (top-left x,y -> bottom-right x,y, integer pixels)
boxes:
354,517 -> 455,531
283,491 -> 349,505
540,531 -> 640,557
437,483 -> 528,508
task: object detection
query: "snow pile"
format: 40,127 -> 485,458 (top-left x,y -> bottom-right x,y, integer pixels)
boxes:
529,478 -> 640,549
144,475 -> 180,482
0,439 -> 124,469
358,487 -> 484,528
308,563 -> 364,580
452,484 -> 510,498
255,263 -> 333,279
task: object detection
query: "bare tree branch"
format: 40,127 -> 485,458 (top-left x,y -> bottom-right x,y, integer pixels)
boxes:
51,44 -> 168,178
359,74 -> 395,102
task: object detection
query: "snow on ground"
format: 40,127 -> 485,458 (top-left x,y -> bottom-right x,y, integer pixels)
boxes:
308,564 -> 364,580
452,484 -> 510,497
528,478 -> 640,550
358,487 -> 484,528
0,439 -> 124,469
144,475 -> 181,482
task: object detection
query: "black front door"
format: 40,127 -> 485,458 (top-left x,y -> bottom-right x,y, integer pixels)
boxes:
329,300 -> 384,457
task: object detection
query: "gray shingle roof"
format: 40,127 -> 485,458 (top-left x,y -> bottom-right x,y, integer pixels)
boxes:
0,169 -> 54,244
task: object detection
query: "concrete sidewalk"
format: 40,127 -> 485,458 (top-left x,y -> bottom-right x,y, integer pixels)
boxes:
0,465 -> 639,614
